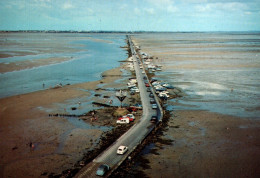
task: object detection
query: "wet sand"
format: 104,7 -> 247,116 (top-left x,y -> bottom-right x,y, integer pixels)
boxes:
0,32 -> 82,73
0,56 -> 72,73
0,62 -> 135,177
130,34 -> 260,177
138,110 -> 260,178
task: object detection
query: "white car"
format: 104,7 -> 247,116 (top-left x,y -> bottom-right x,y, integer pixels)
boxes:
130,87 -> 140,93
116,118 -> 130,124
117,145 -> 128,155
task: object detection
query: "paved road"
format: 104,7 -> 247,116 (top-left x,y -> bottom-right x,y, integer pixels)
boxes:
76,36 -> 162,178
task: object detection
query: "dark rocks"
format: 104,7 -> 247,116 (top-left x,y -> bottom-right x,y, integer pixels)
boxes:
12,146 -> 18,150
168,87 -> 186,98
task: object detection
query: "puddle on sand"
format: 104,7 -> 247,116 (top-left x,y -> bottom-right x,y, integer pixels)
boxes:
199,127 -> 207,136
239,125 -> 249,129
55,117 -> 112,154
66,117 -> 112,131
188,121 -> 197,127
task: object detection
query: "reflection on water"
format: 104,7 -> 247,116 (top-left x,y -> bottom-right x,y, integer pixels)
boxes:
135,32 -> 260,119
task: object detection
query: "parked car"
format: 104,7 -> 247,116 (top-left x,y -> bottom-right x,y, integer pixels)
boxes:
134,103 -> 142,109
126,114 -> 135,120
147,87 -> 151,92
149,93 -> 154,98
117,145 -> 128,155
145,83 -> 150,87
130,87 -> 140,93
116,118 -> 130,124
150,116 -> 158,123
118,116 -> 134,122
130,90 -> 135,95
150,78 -> 157,83
96,164 -> 110,176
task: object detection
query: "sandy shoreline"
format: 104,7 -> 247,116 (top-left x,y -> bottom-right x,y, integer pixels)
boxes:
0,56 -> 74,73
0,62 -> 135,177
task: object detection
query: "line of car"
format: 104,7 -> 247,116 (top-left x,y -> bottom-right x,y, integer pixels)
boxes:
142,69 -> 160,124
96,145 -> 129,176
96,40 -> 159,177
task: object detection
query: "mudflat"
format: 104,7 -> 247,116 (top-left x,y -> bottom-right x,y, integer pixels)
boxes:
130,33 -> 260,178
138,110 -> 260,177
0,64 -> 131,177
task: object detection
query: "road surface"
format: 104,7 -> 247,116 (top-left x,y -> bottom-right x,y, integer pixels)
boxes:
75,36 -> 163,178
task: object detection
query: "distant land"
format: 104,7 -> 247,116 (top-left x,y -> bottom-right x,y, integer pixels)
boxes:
1,30 -> 260,33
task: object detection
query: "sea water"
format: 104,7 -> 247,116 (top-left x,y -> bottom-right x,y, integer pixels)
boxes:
136,32 -> 260,119
0,33 -> 128,98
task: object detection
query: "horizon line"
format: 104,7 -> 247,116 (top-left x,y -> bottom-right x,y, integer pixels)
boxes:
1,30 -> 260,33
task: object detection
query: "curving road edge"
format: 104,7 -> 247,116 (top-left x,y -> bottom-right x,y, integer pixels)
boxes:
75,35 -> 163,178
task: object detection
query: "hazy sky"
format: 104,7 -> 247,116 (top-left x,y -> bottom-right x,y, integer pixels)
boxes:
0,0 -> 260,31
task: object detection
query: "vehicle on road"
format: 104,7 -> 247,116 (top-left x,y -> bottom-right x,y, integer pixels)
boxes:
152,104 -> 157,109
96,164 -> 110,176
117,145 -> 128,155
150,98 -> 156,104
150,116 -> 158,123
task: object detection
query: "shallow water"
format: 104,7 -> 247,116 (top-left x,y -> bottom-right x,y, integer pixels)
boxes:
55,117 -> 112,154
0,33 -> 128,98
135,32 -> 260,119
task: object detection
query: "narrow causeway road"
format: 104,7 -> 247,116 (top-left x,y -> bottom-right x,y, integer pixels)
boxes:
76,36 -> 163,178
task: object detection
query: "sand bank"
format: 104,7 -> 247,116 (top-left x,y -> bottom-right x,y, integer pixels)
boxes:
0,63 -> 133,177
0,57 -> 73,73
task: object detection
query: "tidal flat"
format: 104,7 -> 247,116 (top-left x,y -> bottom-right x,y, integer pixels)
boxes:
1,32 -> 259,178
0,33 -> 133,177
128,32 -> 260,178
